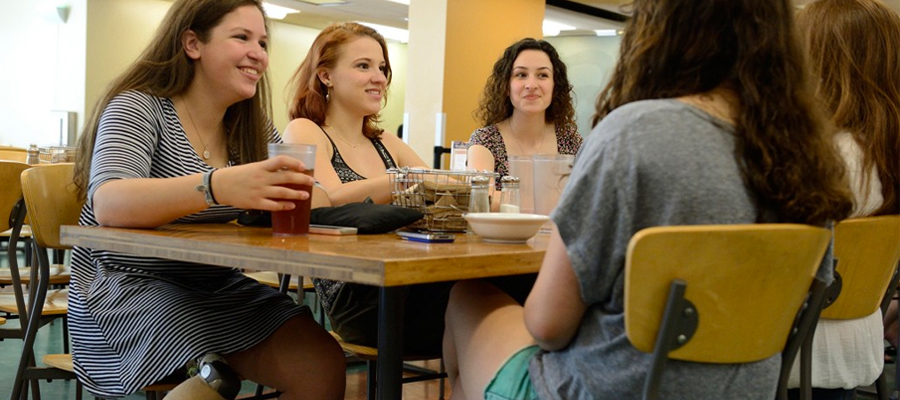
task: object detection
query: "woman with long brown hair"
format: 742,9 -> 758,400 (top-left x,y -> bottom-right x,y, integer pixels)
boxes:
441,0 -> 852,398
794,0 -> 900,398
70,1 -> 345,398
282,22 -> 450,356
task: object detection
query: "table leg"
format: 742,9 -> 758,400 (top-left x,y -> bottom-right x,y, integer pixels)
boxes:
376,286 -> 405,400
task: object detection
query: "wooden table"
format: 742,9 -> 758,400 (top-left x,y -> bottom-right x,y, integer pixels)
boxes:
61,223 -> 548,400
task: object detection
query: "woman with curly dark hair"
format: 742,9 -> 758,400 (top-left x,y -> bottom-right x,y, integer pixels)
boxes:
442,0 -> 853,398
467,38 -> 582,201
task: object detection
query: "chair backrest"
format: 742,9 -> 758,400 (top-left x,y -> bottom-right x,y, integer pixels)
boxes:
625,223 -> 831,363
820,215 -> 900,320
20,164 -> 84,250
0,149 -> 28,163
0,161 -> 30,232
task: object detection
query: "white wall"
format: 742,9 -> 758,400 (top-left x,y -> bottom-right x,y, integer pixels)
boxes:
0,0 -> 87,148
0,0 -> 409,149
545,35 -> 621,137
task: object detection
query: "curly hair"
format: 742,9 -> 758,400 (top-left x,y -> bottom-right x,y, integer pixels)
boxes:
592,0 -> 853,226
797,0 -> 900,216
474,38 -> 576,130
287,22 -> 392,139
74,0 -> 272,201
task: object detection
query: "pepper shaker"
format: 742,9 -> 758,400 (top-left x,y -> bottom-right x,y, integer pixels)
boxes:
499,176 -> 520,213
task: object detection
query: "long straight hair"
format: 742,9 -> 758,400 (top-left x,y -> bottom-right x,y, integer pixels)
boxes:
287,22 -> 392,139
74,0 -> 272,201
797,0 -> 900,215
593,0 -> 852,226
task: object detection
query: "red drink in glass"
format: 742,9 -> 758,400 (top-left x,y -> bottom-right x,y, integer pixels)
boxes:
272,169 -> 314,235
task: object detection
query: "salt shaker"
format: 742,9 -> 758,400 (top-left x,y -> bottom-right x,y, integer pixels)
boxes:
26,144 -> 40,165
467,176 -> 491,214
498,176 -> 520,213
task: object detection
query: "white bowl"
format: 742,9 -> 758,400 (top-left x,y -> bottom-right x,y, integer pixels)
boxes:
463,213 -> 550,243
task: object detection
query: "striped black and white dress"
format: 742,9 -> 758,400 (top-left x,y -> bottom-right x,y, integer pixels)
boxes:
68,91 -> 307,397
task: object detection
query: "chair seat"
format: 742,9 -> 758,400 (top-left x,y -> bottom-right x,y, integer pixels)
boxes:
0,265 -> 71,286
0,224 -> 32,238
0,317 -> 6,325
0,289 -> 68,315
329,331 -> 438,362
245,271 -> 314,291
43,354 -> 183,393
42,353 -> 74,371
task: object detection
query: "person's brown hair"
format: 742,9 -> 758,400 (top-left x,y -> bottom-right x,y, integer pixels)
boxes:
592,0 -> 852,226
287,22 -> 392,139
475,38 -> 576,131
797,0 -> 900,215
74,0 -> 272,201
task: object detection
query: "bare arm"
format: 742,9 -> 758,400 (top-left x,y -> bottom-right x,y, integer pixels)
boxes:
93,156 -> 314,228
524,226 -> 588,351
283,119 -> 427,206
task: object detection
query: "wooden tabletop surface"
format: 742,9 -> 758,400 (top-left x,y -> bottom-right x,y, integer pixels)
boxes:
61,224 -> 548,287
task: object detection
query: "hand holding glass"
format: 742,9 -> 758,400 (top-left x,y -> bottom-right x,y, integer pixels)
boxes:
269,143 -> 316,235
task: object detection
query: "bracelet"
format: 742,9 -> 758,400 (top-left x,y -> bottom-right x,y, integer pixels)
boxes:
195,169 -> 219,206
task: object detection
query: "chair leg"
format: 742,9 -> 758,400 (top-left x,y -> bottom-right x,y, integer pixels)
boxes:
366,360 -> 377,400
63,314 -> 70,354
875,370 -> 889,400
439,359 -> 446,400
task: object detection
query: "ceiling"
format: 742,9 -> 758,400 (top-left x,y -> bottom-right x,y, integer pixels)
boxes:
267,0 -> 629,36
266,0 -> 900,37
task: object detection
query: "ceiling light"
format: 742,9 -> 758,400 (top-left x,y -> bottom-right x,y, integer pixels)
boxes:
263,3 -> 300,19
359,22 -> 409,43
542,20 -> 576,37
594,29 -> 618,37
384,0 -> 410,4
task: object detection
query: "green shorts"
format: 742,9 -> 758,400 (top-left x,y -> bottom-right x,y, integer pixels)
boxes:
484,345 -> 540,400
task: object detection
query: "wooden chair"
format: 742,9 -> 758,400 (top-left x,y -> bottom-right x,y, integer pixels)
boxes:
623,223 -> 832,400
798,215 -> 900,400
0,159 -> 35,283
11,163 -> 86,399
329,331 -> 446,400
0,161 -> 69,353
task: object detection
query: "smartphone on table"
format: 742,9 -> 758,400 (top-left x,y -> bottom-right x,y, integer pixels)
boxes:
396,230 -> 456,243
309,224 -> 358,236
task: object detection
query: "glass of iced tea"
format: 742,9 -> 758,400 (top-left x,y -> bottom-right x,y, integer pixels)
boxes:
268,143 -> 316,235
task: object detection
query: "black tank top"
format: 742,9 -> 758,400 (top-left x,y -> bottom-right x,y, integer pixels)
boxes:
317,125 -> 398,184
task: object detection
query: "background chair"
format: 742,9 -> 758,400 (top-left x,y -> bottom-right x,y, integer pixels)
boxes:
0,161 -> 68,354
798,215 -> 900,400
11,163 -> 84,399
623,223 -> 832,400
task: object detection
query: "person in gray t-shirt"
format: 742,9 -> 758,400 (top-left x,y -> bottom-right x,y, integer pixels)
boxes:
440,0 -> 855,399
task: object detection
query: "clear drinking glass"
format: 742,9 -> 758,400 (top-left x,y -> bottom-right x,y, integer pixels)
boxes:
268,143 -> 316,236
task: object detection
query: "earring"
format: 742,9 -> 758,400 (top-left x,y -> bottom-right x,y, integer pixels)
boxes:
326,89 -> 330,102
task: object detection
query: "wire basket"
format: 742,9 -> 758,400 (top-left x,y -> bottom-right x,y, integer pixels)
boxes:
388,167 -> 498,232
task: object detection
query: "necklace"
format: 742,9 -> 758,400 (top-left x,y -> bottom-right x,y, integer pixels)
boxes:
508,119 -> 547,155
181,96 -> 212,160
333,129 -> 367,149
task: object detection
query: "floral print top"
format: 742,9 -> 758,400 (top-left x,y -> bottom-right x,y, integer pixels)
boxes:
468,123 -> 583,190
